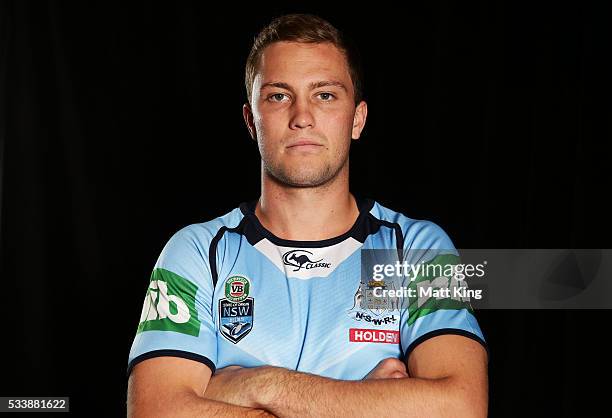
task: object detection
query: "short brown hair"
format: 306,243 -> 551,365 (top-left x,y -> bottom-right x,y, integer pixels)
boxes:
245,14 -> 364,105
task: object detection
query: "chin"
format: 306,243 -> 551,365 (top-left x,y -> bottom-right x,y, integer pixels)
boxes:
283,170 -> 336,187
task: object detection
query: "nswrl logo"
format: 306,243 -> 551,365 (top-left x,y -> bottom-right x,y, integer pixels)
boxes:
219,275 -> 254,344
137,268 -> 201,337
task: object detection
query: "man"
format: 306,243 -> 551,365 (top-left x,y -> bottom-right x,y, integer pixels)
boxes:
127,14 -> 488,417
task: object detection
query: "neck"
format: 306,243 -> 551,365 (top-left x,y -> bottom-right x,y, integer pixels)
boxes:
255,162 -> 359,241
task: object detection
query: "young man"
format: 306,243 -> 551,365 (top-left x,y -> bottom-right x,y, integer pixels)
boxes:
127,14 -> 488,417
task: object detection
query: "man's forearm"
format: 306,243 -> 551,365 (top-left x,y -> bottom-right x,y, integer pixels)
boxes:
128,388 -> 275,418
254,367 -> 476,418
180,393 -> 274,418
207,366 -> 484,418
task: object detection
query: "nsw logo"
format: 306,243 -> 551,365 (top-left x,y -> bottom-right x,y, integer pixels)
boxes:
282,249 -> 331,272
219,298 -> 254,344
219,275 -> 254,344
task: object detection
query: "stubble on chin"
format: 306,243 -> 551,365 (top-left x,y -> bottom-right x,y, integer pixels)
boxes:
262,151 -> 349,188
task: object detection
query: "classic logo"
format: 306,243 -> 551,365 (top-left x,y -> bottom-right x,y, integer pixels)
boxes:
282,249 -> 331,272
224,275 -> 250,302
219,275 -> 254,344
349,328 -> 400,344
137,268 -> 200,337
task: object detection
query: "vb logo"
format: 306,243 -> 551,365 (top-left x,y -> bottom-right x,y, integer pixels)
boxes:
224,275 -> 250,302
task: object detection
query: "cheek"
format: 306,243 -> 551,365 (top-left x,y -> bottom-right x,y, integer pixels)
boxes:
256,109 -> 287,137
319,109 -> 354,142
254,113 -> 288,157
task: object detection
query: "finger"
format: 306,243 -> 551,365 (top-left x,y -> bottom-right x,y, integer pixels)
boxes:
216,365 -> 243,373
363,371 -> 381,380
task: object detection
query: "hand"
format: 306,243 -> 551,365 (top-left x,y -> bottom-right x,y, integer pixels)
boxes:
364,358 -> 409,380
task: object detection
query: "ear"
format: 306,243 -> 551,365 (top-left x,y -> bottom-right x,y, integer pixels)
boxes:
351,100 -> 368,140
243,102 -> 257,141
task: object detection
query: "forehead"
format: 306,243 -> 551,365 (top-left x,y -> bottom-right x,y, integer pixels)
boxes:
257,41 -> 351,83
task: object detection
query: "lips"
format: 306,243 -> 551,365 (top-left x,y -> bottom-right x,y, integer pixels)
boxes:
286,139 -> 323,148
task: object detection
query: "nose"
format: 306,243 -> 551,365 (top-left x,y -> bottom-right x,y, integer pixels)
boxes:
289,97 -> 314,130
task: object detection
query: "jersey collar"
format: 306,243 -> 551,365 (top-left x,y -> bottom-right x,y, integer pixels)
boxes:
238,194 -> 375,248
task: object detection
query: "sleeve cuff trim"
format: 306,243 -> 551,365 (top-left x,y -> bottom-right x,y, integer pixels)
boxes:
127,349 -> 216,378
403,328 -> 489,363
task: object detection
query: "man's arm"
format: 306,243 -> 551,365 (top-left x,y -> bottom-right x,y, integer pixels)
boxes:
204,335 -> 488,418
127,356 -> 274,417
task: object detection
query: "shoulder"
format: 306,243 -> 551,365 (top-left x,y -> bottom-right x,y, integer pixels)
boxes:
169,206 -> 244,246
155,206 -> 245,275
369,200 -> 456,250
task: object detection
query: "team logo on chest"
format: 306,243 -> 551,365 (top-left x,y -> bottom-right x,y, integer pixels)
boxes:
282,249 -> 331,272
347,280 -> 400,326
219,275 -> 254,344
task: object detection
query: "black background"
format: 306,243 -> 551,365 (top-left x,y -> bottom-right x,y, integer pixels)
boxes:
1,1 -> 611,416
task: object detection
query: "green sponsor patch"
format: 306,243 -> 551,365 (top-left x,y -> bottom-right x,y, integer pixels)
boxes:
137,268 -> 201,336
407,253 -> 474,326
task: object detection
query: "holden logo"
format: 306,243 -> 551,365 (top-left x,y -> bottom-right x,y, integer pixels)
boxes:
282,249 -> 332,271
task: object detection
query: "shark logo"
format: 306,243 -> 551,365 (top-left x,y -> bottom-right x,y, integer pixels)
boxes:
282,249 -> 331,272
221,321 -> 252,338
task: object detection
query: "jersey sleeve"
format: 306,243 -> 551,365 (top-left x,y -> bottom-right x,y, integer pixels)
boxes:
127,225 -> 218,377
399,221 -> 488,361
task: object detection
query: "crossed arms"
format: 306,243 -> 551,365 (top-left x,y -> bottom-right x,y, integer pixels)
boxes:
127,334 -> 488,417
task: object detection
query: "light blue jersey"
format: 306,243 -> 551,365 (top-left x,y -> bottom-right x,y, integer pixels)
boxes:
127,196 -> 486,380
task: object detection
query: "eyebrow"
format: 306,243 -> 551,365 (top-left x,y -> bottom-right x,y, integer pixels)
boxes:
260,80 -> 348,92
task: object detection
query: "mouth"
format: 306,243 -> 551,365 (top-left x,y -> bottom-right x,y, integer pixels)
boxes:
286,139 -> 324,149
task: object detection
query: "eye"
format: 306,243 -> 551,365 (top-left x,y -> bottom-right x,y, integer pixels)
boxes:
317,92 -> 336,101
268,93 -> 289,103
